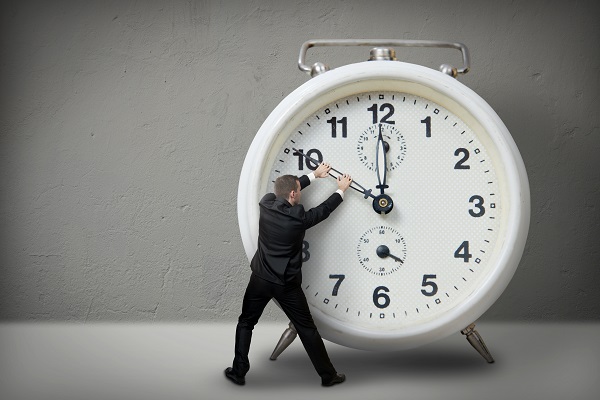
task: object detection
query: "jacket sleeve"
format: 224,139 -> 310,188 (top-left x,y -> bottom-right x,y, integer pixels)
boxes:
299,175 -> 311,190
301,192 -> 343,230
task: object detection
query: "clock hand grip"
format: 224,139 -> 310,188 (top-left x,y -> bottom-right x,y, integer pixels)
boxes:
292,148 -> 374,199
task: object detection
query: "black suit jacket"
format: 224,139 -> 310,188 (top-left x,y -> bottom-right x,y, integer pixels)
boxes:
250,175 -> 343,285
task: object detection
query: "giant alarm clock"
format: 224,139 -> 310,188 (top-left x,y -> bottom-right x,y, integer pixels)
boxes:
237,40 -> 530,359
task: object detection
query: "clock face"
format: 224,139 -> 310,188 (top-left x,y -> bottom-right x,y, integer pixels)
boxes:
263,89 -> 503,331
239,61 -> 529,350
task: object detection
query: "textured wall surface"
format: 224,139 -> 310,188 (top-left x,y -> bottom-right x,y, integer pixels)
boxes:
0,0 -> 598,322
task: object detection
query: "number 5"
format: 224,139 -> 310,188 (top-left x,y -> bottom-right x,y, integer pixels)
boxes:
421,275 -> 438,296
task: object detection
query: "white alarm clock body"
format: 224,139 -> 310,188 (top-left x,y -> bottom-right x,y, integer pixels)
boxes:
238,59 -> 529,351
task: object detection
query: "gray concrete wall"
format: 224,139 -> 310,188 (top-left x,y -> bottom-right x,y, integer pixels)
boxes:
0,0 -> 598,322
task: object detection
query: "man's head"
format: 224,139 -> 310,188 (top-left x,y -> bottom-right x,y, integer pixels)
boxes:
274,175 -> 301,205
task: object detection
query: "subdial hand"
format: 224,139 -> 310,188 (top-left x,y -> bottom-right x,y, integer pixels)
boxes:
376,245 -> 404,263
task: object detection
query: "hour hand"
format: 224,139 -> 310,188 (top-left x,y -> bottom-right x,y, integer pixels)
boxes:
292,148 -> 375,199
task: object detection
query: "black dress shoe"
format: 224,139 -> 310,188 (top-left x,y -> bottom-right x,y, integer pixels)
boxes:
322,373 -> 346,387
224,367 -> 245,385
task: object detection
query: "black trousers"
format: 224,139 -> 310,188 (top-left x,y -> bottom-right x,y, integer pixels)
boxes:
232,273 -> 337,382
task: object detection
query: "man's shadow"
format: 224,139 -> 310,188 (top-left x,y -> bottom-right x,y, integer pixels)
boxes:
249,338 -> 493,388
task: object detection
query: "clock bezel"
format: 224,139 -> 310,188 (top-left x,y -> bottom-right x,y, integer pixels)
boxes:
237,61 -> 530,350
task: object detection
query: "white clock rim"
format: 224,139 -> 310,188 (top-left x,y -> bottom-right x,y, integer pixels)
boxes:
237,61 -> 530,350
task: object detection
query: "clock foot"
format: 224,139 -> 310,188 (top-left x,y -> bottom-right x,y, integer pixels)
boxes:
269,322 -> 297,360
461,323 -> 495,363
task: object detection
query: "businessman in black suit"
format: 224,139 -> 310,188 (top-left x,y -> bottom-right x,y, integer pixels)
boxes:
225,162 -> 352,387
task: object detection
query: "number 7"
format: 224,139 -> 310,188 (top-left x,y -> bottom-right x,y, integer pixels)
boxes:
329,274 -> 345,296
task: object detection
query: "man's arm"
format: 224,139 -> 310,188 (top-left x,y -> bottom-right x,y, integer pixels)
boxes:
301,173 -> 352,229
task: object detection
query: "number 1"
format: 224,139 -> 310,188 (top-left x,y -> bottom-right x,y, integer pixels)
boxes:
421,116 -> 431,137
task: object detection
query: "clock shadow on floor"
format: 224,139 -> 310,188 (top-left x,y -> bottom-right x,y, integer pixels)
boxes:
248,339 -> 490,389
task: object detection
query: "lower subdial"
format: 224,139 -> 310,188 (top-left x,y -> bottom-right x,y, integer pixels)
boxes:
357,226 -> 407,276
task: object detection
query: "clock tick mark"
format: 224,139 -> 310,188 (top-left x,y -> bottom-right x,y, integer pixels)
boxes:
454,123 -> 458,127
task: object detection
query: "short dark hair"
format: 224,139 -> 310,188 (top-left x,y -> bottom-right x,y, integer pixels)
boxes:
274,175 -> 299,198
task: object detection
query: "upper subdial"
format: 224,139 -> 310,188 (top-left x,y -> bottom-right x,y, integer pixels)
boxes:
357,124 -> 407,172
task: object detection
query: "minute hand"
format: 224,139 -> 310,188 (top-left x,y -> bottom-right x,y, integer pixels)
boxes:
376,123 -> 389,194
292,148 -> 375,199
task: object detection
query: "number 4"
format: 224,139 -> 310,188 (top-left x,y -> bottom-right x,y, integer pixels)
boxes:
454,241 -> 473,262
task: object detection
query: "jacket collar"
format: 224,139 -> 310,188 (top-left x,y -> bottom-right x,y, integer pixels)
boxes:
275,196 -> 293,207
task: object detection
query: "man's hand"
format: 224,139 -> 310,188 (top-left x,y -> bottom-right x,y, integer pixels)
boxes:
314,162 -> 332,178
337,174 -> 352,192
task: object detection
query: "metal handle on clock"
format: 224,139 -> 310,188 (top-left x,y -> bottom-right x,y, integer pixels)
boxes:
298,39 -> 471,76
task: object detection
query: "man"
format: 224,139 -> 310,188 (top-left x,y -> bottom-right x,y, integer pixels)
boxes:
225,162 -> 352,387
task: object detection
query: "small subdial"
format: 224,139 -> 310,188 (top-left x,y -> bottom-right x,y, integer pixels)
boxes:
357,124 -> 407,171
357,226 -> 407,276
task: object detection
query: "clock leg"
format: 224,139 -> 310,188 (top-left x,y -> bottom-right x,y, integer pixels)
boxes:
269,322 -> 297,360
461,323 -> 495,363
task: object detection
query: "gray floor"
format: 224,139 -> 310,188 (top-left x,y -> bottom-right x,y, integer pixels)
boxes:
0,321 -> 598,400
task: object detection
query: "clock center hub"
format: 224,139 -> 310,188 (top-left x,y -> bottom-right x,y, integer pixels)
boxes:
373,194 -> 394,214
